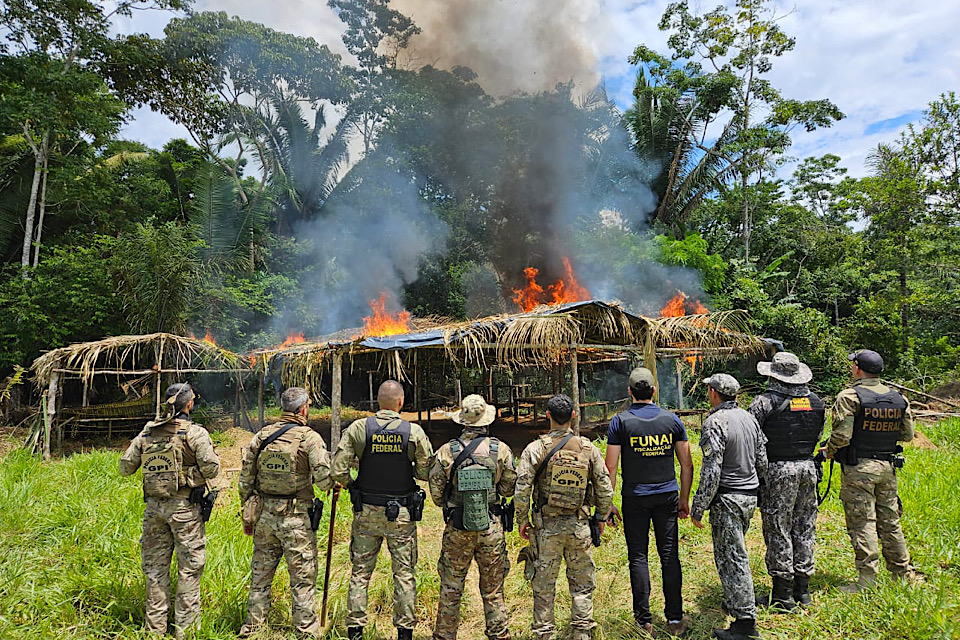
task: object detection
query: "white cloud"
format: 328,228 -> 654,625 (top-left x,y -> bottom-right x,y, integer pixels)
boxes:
117,0 -> 959,179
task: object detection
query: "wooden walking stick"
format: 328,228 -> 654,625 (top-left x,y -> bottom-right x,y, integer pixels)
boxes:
320,484 -> 341,629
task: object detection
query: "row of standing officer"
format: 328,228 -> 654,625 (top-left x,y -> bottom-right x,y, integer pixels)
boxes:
120,347 -> 919,639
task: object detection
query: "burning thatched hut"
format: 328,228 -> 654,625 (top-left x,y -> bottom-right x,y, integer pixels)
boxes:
31,333 -> 248,458
254,300 -> 773,449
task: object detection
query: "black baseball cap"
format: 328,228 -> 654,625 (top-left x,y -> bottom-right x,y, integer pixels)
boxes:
848,349 -> 884,374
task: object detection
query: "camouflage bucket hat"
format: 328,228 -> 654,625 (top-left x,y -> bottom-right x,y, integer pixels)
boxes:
452,394 -> 497,427
757,352 -> 812,384
702,373 -> 741,396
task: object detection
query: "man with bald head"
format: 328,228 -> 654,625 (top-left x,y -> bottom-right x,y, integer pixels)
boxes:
333,380 -> 434,640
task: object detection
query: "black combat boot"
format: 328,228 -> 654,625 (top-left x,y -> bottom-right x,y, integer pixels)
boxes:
713,618 -> 762,640
348,627 -> 363,640
793,573 -> 812,606
397,628 -> 413,640
756,576 -> 797,613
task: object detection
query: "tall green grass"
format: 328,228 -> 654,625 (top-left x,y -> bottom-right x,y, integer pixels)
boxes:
0,422 -> 958,639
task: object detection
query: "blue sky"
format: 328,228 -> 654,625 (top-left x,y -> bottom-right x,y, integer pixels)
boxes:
117,0 -> 960,179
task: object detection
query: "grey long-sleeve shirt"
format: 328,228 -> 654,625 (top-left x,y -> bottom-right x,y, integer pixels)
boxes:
692,402 -> 768,521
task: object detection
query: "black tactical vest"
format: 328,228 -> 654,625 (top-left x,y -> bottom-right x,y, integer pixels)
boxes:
761,392 -> 825,462
354,416 -> 417,497
618,407 -> 679,486
851,386 -> 906,457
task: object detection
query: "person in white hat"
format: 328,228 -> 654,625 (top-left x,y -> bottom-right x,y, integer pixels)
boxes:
749,353 -> 825,611
428,394 -> 517,640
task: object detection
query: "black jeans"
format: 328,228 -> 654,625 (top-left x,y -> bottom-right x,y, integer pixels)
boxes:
622,491 -> 683,624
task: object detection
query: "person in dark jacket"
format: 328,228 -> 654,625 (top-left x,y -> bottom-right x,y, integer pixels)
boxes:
749,353 -> 825,610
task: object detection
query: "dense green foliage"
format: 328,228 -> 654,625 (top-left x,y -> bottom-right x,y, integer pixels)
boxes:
1,0 -> 958,396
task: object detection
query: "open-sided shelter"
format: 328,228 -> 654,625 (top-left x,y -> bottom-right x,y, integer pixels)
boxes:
31,333 -> 248,458
253,300 -> 772,448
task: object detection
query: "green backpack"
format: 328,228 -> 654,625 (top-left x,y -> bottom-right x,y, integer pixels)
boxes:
448,437 -> 499,531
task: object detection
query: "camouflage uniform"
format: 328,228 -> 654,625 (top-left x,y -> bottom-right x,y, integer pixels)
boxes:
691,401 -> 768,621
331,410 -> 434,631
515,427 -> 614,640
238,412 -> 332,637
429,427 -> 517,640
827,378 -> 916,587
119,414 -> 221,636
749,380 -> 823,582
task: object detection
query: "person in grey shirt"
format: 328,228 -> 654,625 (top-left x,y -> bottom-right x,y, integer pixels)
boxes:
692,374 -> 767,640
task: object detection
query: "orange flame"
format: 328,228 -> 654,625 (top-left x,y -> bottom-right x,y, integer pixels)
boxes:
280,332 -> 305,348
659,292 -> 709,371
512,257 -> 591,312
363,293 -> 412,336
190,331 -> 217,346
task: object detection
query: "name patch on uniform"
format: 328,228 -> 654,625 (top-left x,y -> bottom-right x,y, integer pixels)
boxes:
551,465 -> 587,489
790,397 -> 812,412
458,467 -> 493,491
628,433 -> 674,457
260,451 -> 292,473
370,432 -> 403,453
142,451 -> 176,474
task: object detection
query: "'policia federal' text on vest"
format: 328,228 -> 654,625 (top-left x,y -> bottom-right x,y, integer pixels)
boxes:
140,418 -> 203,499
354,416 -> 417,498
255,423 -> 314,500
536,434 -> 591,517
851,386 -> 907,458
448,437 -> 500,531
617,408 -> 679,486
761,392 -> 825,462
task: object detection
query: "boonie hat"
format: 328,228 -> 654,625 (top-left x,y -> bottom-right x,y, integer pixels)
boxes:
849,349 -> 884,374
452,394 -> 496,427
757,352 -> 812,385
629,367 -> 656,387
703,373 -> 741,397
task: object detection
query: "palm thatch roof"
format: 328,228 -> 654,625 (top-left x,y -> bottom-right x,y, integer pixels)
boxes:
257,300 -> 768,388
32,332 -> 245,388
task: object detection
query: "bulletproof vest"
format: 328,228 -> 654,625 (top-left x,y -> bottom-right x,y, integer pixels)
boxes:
537,434 -> 590,516
617,408 -> 679,486
449,438 -> 499,531
255,423 -> 313,499
852,386 -> 906,457
761,392 -> 826,462
354,416 -> 416,497
140,419 -> 201,499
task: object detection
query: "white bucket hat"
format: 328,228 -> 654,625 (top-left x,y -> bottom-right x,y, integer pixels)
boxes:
452,394 -> 497,427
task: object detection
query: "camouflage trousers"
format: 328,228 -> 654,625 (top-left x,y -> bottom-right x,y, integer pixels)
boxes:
141,497 -> 206,636
530,515 -> 595,640
433,519 -> 510,640
347,504 -> 418,630
243,499 -> 319,637
759,460 -> 818,580
839,460 -> 911,585
709,493 -> 757,621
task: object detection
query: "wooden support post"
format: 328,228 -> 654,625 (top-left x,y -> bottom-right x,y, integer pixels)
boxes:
455,377 -> 462,407
155,336 -> 165,419
415,352 -> 422,422
233,383 -> 240,428
44,371 -> 58,460
258,370 -> 265,430
82,380 -> 89,407
368,372 -> 375,412
331,352 -> 343,452
487,368 -> 493,402
676,358 -> 684,410
571,348 -> 581,435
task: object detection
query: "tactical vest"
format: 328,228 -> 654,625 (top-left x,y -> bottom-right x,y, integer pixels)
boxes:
761,392 -> 825,462
354,416 -> 416,497
140,419 -> 202,499
255,423 -> 313,500
536,434 -> 590,517
851,386 -> 906,457
617,408 -> 679,486
449,438 -> 500,531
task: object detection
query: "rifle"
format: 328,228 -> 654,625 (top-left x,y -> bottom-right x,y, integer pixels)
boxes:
814,440 -> 833,506
320,484 -> 340,629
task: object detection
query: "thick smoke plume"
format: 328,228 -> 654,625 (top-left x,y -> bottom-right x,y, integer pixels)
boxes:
392,0 -> 606,95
